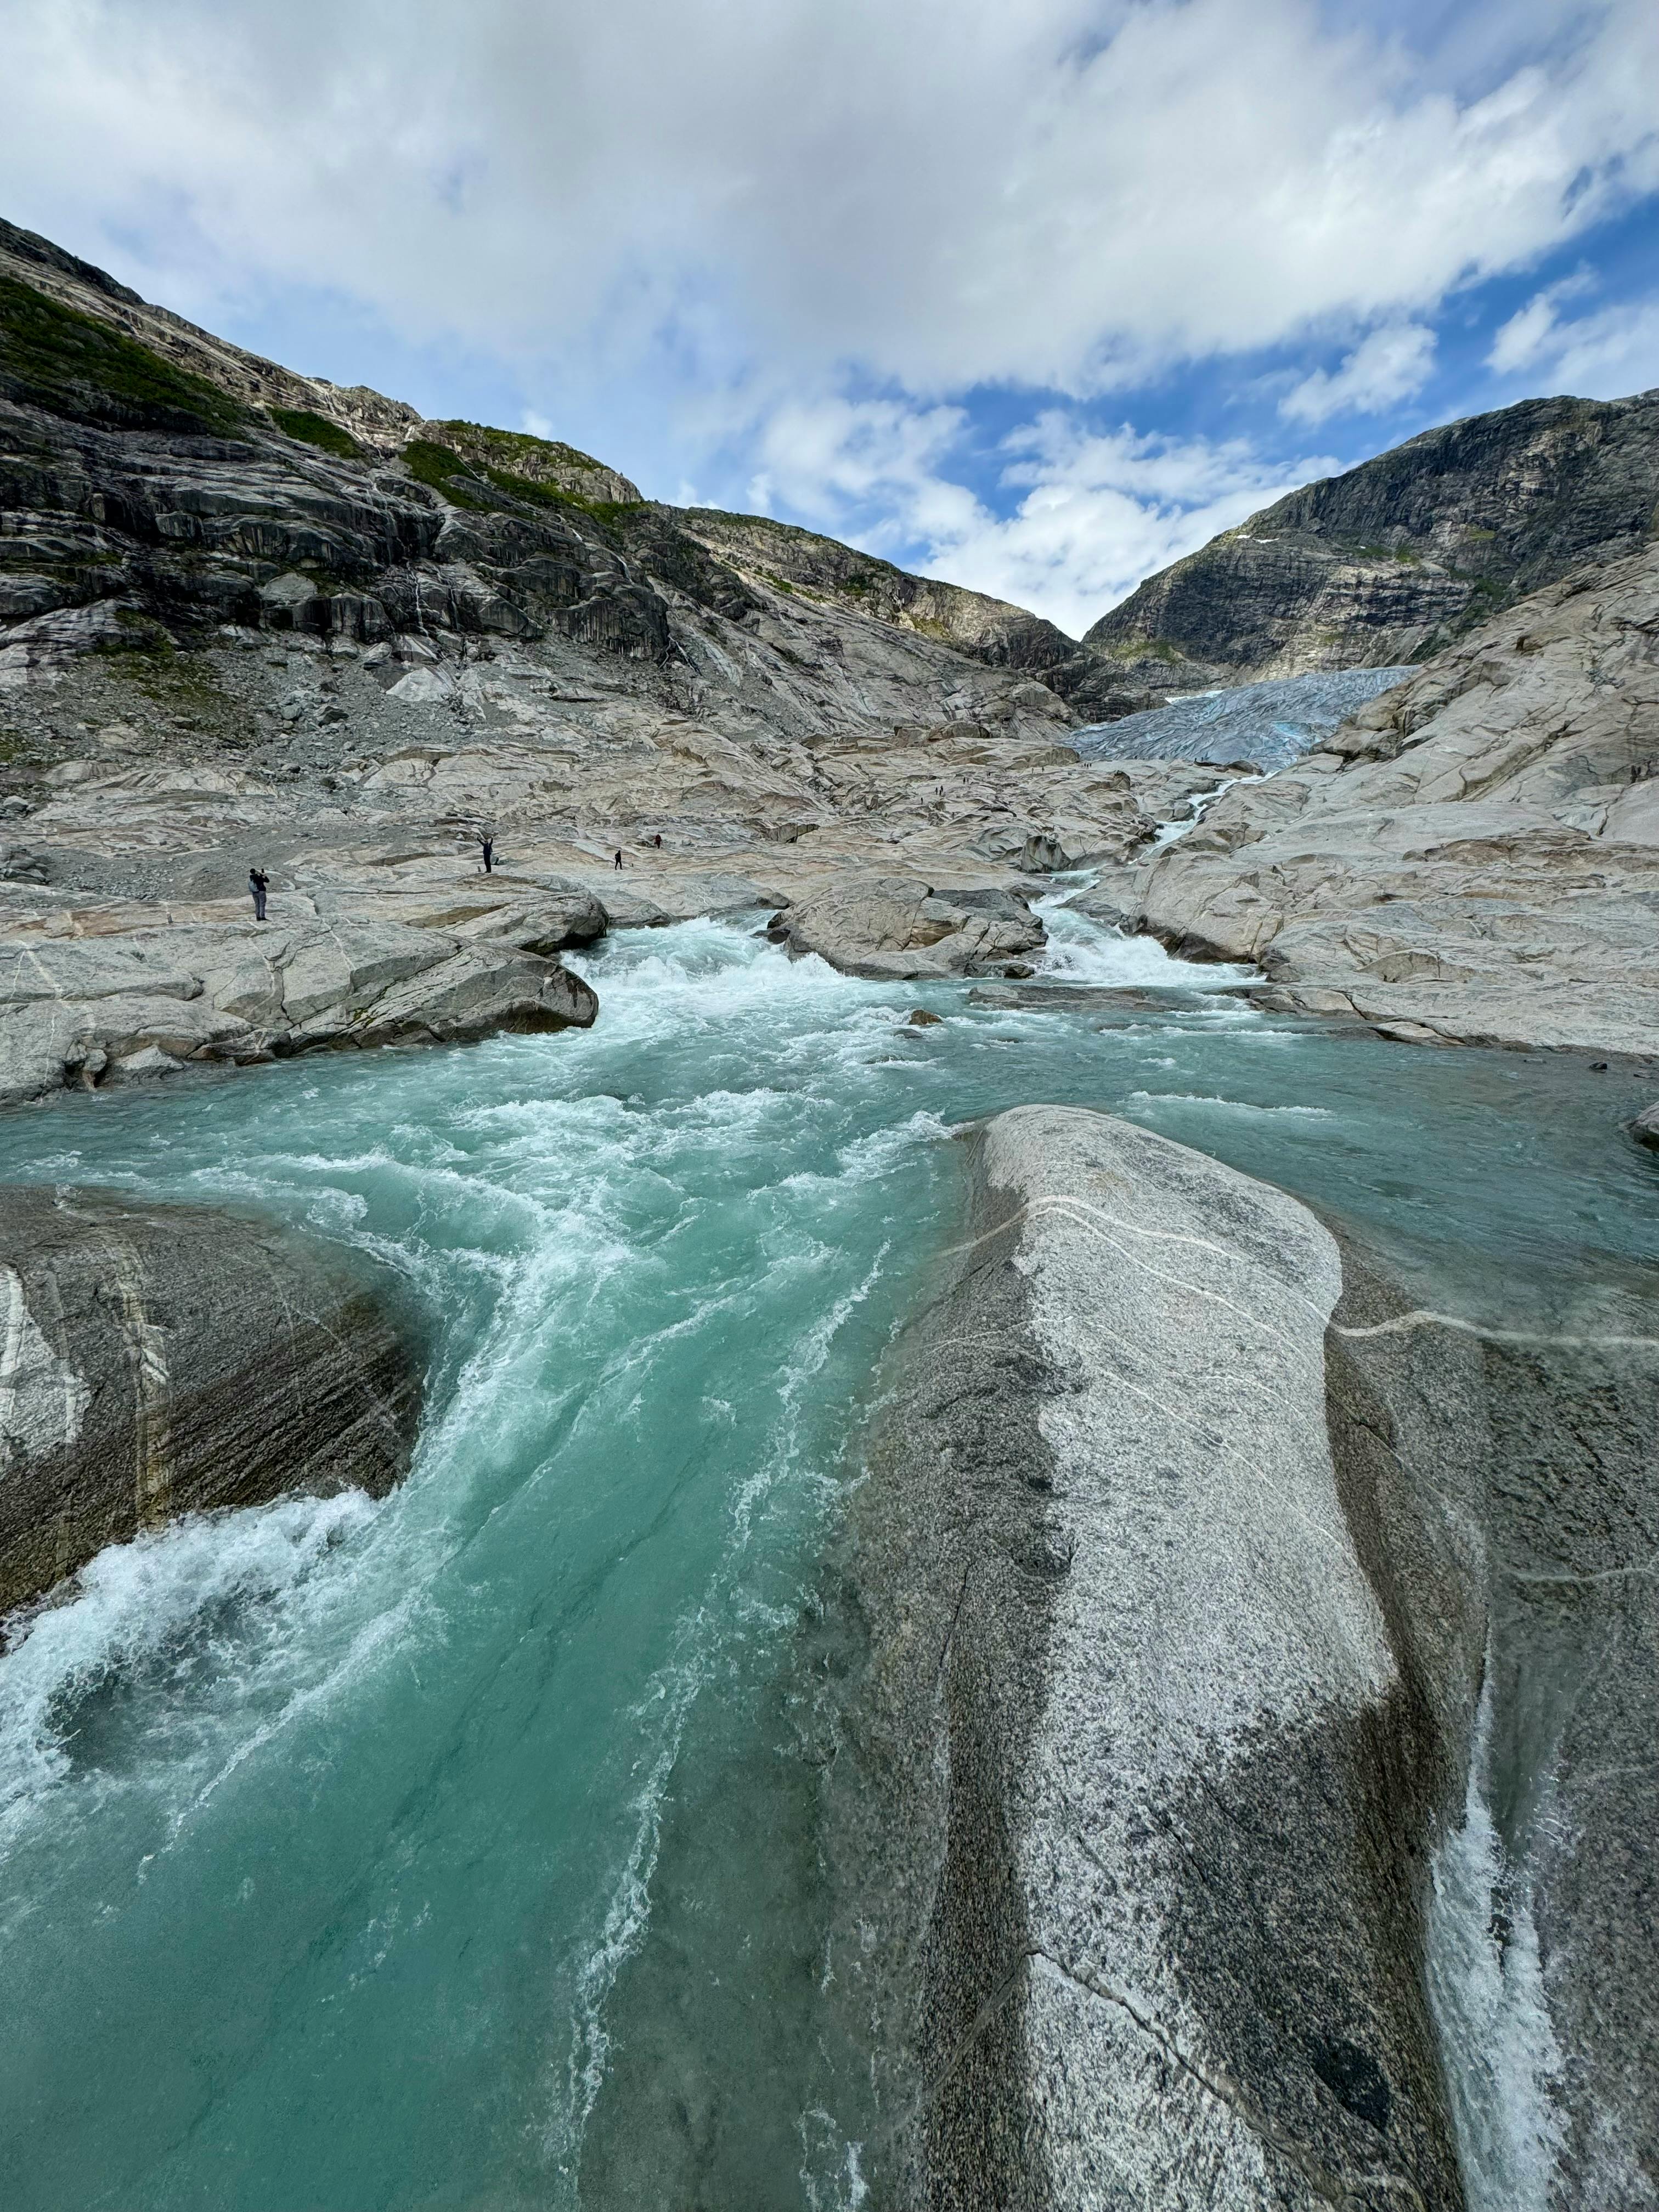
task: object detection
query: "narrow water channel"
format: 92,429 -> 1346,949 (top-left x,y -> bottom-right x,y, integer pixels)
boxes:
1,912 -> 1654,2209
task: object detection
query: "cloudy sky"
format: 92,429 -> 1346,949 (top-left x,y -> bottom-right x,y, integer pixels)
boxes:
3,0 -> 1656,635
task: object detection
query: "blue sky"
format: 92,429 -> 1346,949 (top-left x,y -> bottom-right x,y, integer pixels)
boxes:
3,0 -> 1656,635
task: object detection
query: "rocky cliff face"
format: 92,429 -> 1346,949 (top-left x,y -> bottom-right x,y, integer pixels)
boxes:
1075,390 -> 1659,715
0,214 -> 1080,732
0,1184 -> 422,1616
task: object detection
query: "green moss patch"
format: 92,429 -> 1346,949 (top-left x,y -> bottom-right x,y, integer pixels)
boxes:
426,419 -> 613,478
403,439 -> 493,510
0,276 -> 245,436
271,407 -> 360,459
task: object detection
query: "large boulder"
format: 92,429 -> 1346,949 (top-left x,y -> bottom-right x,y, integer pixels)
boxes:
0,1186 -> 422,1617
822,1106 -> 1466,2208
770,874 -> 1045,979
0,910 -> 599,1104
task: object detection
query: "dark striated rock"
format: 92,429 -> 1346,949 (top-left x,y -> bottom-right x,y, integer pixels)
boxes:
1073,388 -> 1659,710
0,1184 -> 422,1617
1327,1237 -> 1659,2212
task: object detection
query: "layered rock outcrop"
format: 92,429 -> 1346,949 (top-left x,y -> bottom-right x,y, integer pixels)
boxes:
1073,389 -> 1659,715
0,1184 -> 422,1616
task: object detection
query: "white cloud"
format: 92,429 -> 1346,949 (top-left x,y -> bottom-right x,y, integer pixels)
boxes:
0,0 -> 1655,405
1487,274 -> 1592,373
1488,276 -> 1659,394
1281,324 -> 1437,424
744,400 -> 1330,636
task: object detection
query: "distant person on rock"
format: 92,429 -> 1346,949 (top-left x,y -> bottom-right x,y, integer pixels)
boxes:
481,834 -> 494,874
614,849 -> 624,870
249,866 -> 269,922
652,833 -> 662,849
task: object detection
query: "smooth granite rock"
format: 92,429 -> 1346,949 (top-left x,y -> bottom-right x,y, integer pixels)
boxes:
1128,539 -> 1659,1054
0,903 -> 599,1104
770,875 -> 1047,979
0,1184 -> 422,1617
823,1105 -> 1465,2210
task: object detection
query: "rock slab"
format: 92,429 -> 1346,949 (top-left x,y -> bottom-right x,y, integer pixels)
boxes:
825,1105 -> 1463,2210
0,1185 -> 422,1616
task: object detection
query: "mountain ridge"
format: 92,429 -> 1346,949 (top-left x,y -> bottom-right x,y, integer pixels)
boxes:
1075,387 -> 1659,713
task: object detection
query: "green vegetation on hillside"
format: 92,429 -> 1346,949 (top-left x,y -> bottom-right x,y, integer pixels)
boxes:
270,407 -> 360,459
403,433 -> 644,527
0,276 -> 245,435
425,419 -> 612,479
403,438 -> 493,510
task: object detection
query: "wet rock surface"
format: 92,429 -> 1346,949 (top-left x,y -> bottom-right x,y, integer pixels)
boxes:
770,876 -> 1047,979
819,1105 -> 1659,2208
0,1184 -> 422,1617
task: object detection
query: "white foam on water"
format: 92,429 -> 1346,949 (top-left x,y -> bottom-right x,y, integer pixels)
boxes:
1427,1677 -> 1565,2212
1127,1090 -> 1336,1119
1032,890 -> 1256,990
0,1487 -> 383,1858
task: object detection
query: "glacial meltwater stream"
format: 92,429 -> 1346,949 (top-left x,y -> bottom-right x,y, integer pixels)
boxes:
1,910 -> 1655,2210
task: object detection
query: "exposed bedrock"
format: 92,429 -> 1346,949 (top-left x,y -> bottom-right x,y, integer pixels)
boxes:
825,1105 -> 1466,2209
0,1184 -> 422,1617
0,894 -> 601,1107
823,1105 -> 1659,2209
1328,1245 -> 1659,2212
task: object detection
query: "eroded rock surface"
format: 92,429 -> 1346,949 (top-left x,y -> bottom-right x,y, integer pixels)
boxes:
825,1105 -> 1465,2210
0,1185 -> 422,1616
1121,540 -> 1659,1053
0,890 -> 599,1105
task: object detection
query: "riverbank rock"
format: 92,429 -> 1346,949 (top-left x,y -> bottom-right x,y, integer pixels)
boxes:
1128,538 -> 1659,1054
825,1105 -> 1465,2210
0,1186 -> 423,1617
0,899 -> 600,1105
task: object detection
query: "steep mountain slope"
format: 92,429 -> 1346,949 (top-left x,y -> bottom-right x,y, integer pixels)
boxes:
0,215 -> 1074,726
1074,390 -> 1659,715
670,506 -> 1076,673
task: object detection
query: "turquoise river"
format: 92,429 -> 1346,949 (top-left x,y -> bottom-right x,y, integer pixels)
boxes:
0,903 -> 1654,2210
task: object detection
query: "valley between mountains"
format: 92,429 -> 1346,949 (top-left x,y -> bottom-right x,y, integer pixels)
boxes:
1,213 -> 1656,2212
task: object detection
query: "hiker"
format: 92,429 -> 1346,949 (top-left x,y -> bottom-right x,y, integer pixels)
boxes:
652,833 -> 662,849
613,849 -> 624,870
249,866 -> 269,922
481,834 -> 494,874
